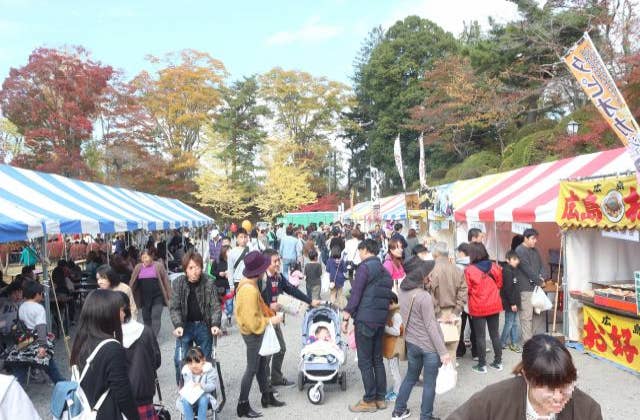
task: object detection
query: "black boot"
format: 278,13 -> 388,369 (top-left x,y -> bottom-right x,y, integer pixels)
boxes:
237,400 -> 263,418
261,392 -> 286,408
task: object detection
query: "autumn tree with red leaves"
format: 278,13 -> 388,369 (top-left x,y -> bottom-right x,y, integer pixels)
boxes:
0,47 -> 113,178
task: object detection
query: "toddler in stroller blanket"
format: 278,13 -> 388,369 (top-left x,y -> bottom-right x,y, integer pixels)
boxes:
301,324 -> 344,364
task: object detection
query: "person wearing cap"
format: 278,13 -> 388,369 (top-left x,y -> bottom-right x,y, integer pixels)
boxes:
208,228 -> 223,263
515,228 -> 548,342
235,250 -> 285,418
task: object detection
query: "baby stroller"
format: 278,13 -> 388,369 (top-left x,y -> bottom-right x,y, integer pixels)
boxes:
297,303 -> 347,404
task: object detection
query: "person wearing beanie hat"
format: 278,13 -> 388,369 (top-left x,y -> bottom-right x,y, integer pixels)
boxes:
235,251 -> 285,418
391,258 -> 450,420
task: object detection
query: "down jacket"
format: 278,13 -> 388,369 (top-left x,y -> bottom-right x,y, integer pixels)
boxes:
464,260 -> 503,317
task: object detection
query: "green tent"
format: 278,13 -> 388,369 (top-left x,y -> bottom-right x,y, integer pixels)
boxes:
276,211 -> 337,226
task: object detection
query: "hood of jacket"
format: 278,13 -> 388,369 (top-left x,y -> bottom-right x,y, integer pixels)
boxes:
181,361 -> 214,375
401,259 -> 435,291
122,319 -> 145,349
474,259 -> 492,273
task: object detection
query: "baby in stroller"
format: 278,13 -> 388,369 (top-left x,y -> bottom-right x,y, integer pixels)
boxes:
298,305 -> 347,404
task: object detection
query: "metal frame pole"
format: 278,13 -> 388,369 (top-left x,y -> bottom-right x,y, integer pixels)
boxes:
42,227 -> 52,332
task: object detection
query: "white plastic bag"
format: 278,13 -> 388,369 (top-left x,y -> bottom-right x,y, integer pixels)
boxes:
435,362 -> 457,394
321,272 -> 331,293
259,322 -> 281,356
531,286 -> 553,314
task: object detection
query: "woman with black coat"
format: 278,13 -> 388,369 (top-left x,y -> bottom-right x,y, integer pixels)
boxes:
69,289 -> 140,420
117,291 -> 161,418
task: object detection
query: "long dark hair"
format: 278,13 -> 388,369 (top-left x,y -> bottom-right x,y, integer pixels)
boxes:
70,289 -> 123,368
97,264 -> 120,287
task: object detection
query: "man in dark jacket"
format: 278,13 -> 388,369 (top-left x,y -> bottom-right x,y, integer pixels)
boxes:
342,239 -> 395,413
170,251 -> 221,385
260,249 -> 320,388
500,251 -> 524,352
515,228 -> 547,342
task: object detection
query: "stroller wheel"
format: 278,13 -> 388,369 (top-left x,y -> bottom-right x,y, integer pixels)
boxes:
297,371 -> 305,391
307,384 -> 324,405
339,371 -> 347,391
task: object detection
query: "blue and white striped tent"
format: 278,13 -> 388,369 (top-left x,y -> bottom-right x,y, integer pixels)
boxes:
0,164 -> 214,242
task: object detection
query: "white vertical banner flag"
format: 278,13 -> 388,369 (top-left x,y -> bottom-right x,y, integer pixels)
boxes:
393,134 -> 406,191
418,132 -> 427,189
370,166 -> 382,202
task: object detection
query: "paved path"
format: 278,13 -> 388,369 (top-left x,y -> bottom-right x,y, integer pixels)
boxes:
29,294 -> 640,419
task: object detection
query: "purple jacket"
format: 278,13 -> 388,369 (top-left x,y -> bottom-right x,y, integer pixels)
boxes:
209,239 -> 222,263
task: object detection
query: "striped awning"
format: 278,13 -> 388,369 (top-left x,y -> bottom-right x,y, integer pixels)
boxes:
454,148 -> 634,223
380,193 -> 407,220
0,164 -> 214,242
343,201 -> 373,221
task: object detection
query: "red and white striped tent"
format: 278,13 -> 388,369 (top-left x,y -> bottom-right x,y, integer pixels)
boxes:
454,148 -> 634,223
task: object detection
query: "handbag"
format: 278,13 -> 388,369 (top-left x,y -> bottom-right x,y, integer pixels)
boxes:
438,322 -> 459,343
154,378 -> 171,420
258,321 -> 281,356
398,292 -> 418,361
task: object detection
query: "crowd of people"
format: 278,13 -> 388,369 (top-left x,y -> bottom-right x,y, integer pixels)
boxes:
0,221 -> 603,420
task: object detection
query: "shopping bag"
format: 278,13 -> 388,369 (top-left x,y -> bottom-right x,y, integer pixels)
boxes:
347,329 -> 357,350
258,322 -> 281,356
438,322 -> 459,343
435,362 -> 457,395
321,272 -> 331,293
531,286 -> 553,314
393,335 -> 407,361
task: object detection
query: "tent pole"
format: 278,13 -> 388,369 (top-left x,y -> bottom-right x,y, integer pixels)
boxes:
63,234 -> 68,261
106,233 -> 110,266
41,228 -> 52,332
561,231 -> 569,338
494,221 -> 499,262
165,229 -> 169,272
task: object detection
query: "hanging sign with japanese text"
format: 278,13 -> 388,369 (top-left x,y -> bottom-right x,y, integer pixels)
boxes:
563,32 -> 640,183
556,175 -> 640,230
582,305 -> 640,372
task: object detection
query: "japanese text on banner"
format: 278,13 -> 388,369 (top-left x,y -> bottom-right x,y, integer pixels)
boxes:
582,305 -> 640,372
556,175 -> 640,230
563,33 -> 640,183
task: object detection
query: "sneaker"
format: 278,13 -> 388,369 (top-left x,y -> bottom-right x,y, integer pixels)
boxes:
375,399 -> 387,410
385,391 -> 397,402
349,400 -> 378,413
471,364 -> 487,374
509,344 -> 522,353
489,361 -> 503,371
391,409 -> 411,419
472,356 -> 479,361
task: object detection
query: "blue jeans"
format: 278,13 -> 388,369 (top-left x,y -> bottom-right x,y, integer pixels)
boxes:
393,342 -> 441,419
281,258 -> 296,281
500,310 -> 520,347
181,393 -> 209,420
355,321 -> 386,402
14,358 -> 65,385
174,322 -> 213,384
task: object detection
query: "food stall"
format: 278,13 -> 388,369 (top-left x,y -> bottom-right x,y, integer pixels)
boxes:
557,173 -> 640,373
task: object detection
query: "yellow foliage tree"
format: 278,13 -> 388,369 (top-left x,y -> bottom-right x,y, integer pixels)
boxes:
194,168 -> 251,220
254,137 -> 317,219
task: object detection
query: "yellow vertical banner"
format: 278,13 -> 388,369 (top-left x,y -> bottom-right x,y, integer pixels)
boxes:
582,305 -> 640,372
563,33 -> 640,182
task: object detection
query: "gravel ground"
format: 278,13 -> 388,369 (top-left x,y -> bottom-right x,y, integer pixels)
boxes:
24,289 -> 640,420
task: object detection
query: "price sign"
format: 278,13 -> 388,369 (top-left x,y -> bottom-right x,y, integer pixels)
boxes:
635,271 -> 640,316
511,222 -> 532,235
601,230 -> 640,242
468,221 -> 486,232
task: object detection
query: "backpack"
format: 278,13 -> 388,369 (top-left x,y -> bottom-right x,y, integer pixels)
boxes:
51,339 -> 118,420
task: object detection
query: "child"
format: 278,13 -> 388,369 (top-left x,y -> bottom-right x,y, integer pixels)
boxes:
303,325 -> 344,363
304,249 -> 323,300
382,295 -> 403,401
288,261 -> 304,288
500,250 -> 523,353
178,347 -> 217,420
326,246 -> 347,307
